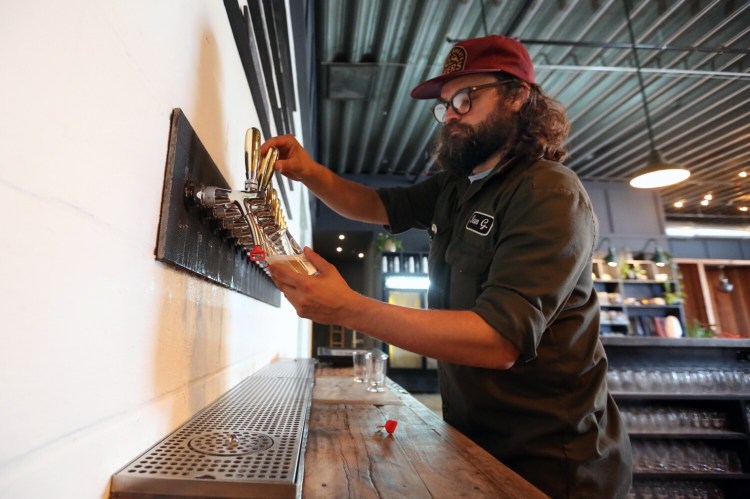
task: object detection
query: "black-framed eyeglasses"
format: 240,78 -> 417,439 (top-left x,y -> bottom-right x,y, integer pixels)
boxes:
432,81 -> 511,123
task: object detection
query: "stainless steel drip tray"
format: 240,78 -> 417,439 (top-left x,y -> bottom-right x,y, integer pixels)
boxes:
111,359 -> 315,499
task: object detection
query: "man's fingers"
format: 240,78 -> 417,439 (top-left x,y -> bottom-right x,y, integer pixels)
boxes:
268,261 -> 303,287
274,158 -> 289,175
303,247 -> 333,273
261,134 -> 297,156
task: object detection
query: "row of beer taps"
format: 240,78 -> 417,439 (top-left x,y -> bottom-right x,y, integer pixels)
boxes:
190,128 -> 302,272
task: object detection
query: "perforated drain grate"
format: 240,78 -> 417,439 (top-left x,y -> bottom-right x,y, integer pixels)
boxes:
111,359 -> 315,499
188,431 -> 274,456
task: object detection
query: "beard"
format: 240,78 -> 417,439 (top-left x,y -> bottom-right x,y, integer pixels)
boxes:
434,107 -> 515,177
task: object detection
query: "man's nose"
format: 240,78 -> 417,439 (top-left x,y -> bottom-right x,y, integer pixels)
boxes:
444,106 -> 461,123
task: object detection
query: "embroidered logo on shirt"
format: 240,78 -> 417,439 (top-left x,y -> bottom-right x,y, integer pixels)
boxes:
466,211 -> 494,236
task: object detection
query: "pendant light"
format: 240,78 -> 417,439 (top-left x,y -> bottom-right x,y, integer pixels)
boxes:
717,266 -> 734,293
636,238 -> 669,267
594,237 -> 619,267
624,1 -> 690,189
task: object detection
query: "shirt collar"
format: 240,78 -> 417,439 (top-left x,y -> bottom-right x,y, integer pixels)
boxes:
474,156 -> 517,183
468,168 -> 492,183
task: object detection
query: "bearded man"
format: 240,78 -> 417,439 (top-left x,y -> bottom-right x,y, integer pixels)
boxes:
264,35 -> 632,498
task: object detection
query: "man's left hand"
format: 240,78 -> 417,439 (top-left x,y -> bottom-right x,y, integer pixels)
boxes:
267,247 -> 357,325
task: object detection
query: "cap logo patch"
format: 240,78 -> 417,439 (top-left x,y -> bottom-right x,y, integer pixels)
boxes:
442,46 -> 467,75
466,211 -> 493,236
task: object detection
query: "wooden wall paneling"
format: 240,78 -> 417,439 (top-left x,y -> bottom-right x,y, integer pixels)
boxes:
726,267 -> 750,335
695,262 -> 717,328
676,263 -> 709,328
704,267 -> 749,336
704,267 -> 727,333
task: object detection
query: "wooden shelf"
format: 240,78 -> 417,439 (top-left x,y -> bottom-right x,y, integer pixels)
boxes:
625,304 -> 683,310
382,272 -> 428,276
622,279 -> 676,284
629,431 -> 747,440
633,472 -> 750,481
601,336 -> 750,348
593,259 -> 686,338
613,392 -> 750,401
604,316 -> 750,496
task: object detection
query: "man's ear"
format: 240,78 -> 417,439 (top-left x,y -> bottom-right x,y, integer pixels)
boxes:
508,85 -> 531,113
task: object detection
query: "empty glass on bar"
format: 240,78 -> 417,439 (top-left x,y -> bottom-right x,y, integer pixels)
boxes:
365,351 -> 389,393
352,350 -> 368,383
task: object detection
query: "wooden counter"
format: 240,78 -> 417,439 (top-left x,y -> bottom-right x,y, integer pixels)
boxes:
303,366 -> 548,498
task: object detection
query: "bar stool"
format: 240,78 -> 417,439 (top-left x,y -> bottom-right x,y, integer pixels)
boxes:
352,330 -> 368,348
328,324 -> 346,348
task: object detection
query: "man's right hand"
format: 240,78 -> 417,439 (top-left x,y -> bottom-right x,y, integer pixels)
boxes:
260,134 -> 389,225
261,134 -> 317,182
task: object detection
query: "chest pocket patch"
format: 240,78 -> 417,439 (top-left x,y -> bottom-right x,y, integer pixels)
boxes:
465,211 -> 494,236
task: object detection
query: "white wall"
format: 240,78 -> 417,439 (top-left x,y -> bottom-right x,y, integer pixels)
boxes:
0,1 -> 310,497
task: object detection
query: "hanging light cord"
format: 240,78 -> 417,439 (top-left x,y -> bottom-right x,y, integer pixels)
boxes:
624,0 -> 657,149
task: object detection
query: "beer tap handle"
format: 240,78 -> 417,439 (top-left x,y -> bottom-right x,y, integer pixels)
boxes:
259,147 -> 278,191
249,245 -> 265,262
246,215 -> 266,262
257,147 -> 270,193
244,128 -> 262,191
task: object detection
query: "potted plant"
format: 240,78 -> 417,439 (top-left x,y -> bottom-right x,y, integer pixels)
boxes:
663,281 -> 686,305
686,319 -> 713,338
374,233 -> 403,253
662,265 -> 686,305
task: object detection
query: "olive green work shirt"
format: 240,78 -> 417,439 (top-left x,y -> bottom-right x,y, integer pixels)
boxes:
377,157 -> 632,499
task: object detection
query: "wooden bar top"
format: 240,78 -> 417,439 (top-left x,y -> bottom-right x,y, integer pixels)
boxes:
303,366 -> 548,498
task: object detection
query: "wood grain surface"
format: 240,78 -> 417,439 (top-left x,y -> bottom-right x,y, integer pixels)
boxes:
313,376 -> 403,405
303,366 -> 548,499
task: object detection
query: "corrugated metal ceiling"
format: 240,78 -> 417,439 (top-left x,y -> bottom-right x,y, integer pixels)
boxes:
313,0 -> 750,222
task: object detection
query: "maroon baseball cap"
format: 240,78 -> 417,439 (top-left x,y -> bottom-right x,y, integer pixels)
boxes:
411,35 -> 535,99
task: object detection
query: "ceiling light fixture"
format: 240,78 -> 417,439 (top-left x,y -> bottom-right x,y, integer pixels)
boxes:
704,193 -> 713,200
674,200 -> 684,208
624,1 -> 690,189
338,234 -> 346,240
336,247 -> 343,252
739,206 -> 748,212
358,252 -> 365,258
740,171 -> 748,178
700,199 -> 709,206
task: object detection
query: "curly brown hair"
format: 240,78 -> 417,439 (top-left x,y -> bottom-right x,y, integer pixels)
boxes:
500,77 -> 571,163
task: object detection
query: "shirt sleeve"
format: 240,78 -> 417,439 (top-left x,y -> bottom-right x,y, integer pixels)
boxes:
472,166 -> 597,362
376,172 -> 448,234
